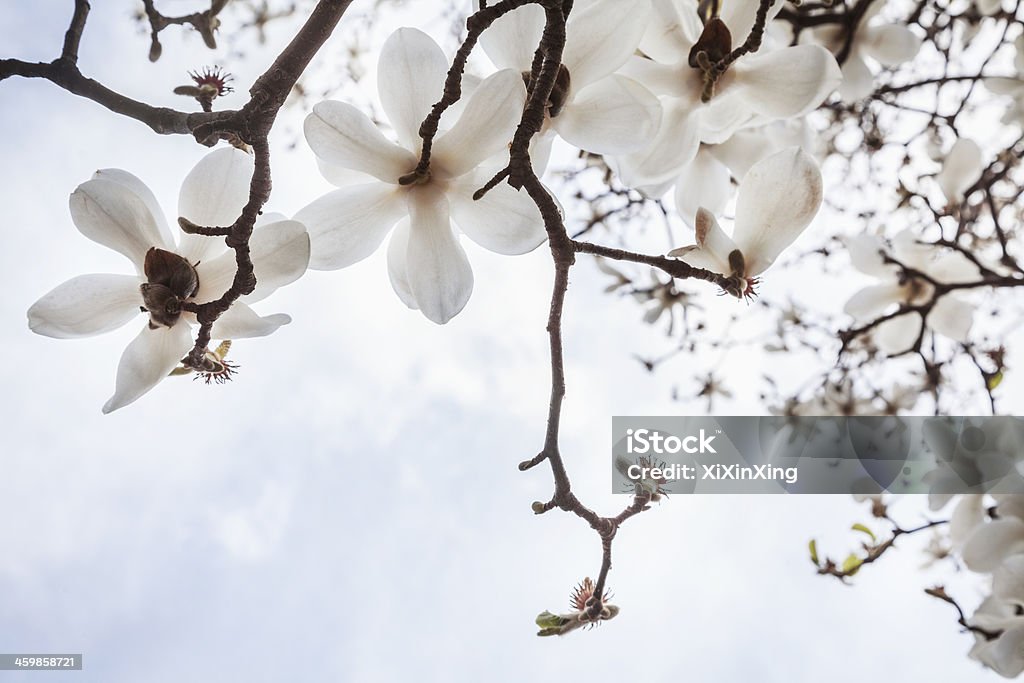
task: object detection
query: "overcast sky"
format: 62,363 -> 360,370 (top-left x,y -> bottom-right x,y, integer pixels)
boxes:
0,1 -> 1015,681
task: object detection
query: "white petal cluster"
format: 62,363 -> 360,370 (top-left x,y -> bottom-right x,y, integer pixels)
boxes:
843,231 -> 980,354
28,148 -> 310,412
297,0 -> 845,315
606,0 -> 840,191
923,421 -> 1024,677
811,0 -> 923,101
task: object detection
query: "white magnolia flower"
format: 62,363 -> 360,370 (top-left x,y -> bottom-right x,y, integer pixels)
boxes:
935,138 -> 984,205
298,28 -> 545,324
968,596 -> 1024,678
668,147 -> 823,297
27,148 -> 310,412
477,0 -> 661,157
613,0 -> 840,186
813,2 -> 923,101
843,231 -> 979,354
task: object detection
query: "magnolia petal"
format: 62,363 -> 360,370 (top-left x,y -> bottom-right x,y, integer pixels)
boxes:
315,156 -> 374,188
845,234 -> 894,277
620,56 -> 697,101
386,220 -> 419,310
304,101 -> 417,183
449,175 -> 546,255
860,25 -> 922,67
928,295 -> 973,342
102,321 -> 193,414
562,0 -> 651,89
92,169 -> 174,249
28,274 -> 142,339
721,0 -> 784,44
843,283 -> 904,320
640,0 -> 701,63
950,494 -> 987,547
874,312 -> 920,355
405,188 -> 473,324
977,0 -> 1003,16
732,147 -> 823,276
838,54 -> 875,101
936,138 -> 984,204
70,178 -> 169,271
668,207 -> 736,275
674,149 -> 731,227
636,176 -> 676,200
555,75 -> 662,155
612,101 -> 700,186
478,0 -> 544,71
707,130 -> 777,178
377,28 -> 450,150
903,239 -> 979,284
177,148 -> 255,264
195,220 -> 310,304
697,92 -> 758,143
530,131 -> 556,175
732,44 -> 841,118
969,595 -> 1022,633
984,626 -> 1024,678
210,303 -> 290,339
997,494 -> 1024,520
963,519 -> 1024,572
432,70 -> 526,178
995,555 -> 1024,605
890,229 -> 933,271
694,207 -> 738,262
295,182 -> 406,270
985,77 -> 1024,96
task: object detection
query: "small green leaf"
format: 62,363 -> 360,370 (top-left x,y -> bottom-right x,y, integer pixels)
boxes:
535,611 -> 565,629
809,539 -> 819,566
851,523 -> 876,543
842,553 -> 863,575
987,371 -> 1004,391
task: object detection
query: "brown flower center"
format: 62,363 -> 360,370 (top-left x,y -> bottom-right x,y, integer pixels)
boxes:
139,247 -> 199,329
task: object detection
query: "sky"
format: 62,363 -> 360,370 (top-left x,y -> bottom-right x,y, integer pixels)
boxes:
0,1 -> 1016,681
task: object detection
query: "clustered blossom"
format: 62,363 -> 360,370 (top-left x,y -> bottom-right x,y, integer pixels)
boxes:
26,0 -> 955,414
810,0 -> 923,102
610,0 -> 840,199
28,149 -> 310,412
910,420 -> 1024,677
294,0 -> 848,322
843,231 -> 979,355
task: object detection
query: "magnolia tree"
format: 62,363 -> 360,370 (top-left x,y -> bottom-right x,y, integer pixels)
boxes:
4,0 -> 1024,674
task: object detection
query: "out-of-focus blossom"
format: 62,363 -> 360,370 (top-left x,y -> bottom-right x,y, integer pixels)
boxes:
843,231 -> 979,354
